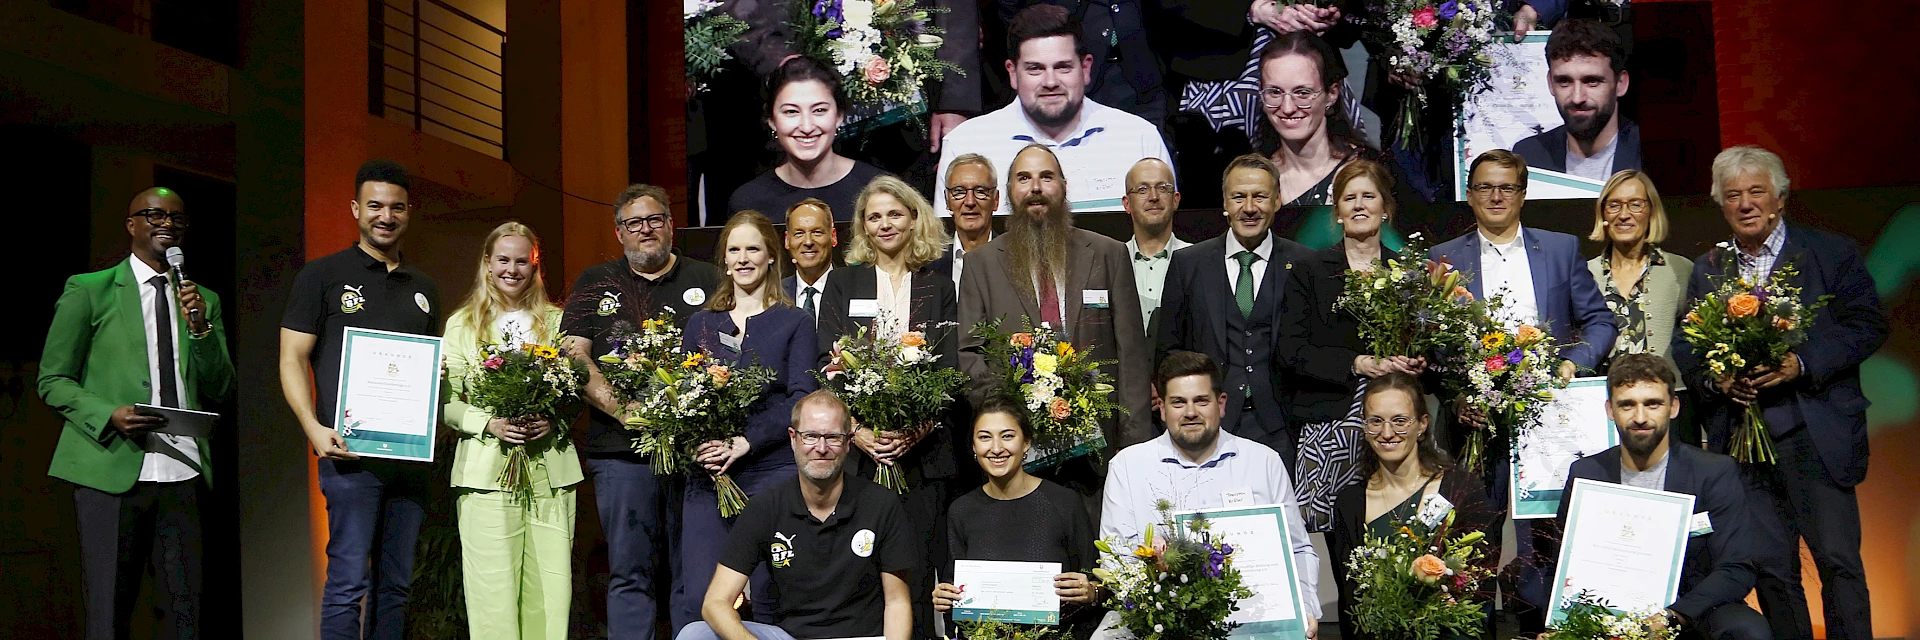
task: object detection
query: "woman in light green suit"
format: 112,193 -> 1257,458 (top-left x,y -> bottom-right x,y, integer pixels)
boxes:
442,221 -> 581,639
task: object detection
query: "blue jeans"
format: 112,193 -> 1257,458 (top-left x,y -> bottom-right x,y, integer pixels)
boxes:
674,621 -> 797,640
317,459 -> 427,640
673,458 -> 794,632
588,454 -> 677,640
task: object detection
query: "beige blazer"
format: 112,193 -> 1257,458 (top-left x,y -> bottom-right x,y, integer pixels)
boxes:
1587,247 -> 1693,388
442,306 -> 584,491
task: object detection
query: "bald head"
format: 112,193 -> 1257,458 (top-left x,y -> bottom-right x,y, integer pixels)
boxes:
1123,158 -> 1179,232
130,187 -> 185,214
126,186 -> 188,268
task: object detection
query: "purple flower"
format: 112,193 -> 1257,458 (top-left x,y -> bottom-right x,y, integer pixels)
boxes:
1754,286 -> 1770,302
1506,349 -> 1524,366
1437,0 -> 1459,20
812,0 -> 844,38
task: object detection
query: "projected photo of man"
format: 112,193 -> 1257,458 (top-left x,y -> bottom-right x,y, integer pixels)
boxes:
1513,19 -> 1640,182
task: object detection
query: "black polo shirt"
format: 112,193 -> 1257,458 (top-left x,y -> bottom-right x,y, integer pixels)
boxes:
719,475 -> 918,639
282,245 -> 441,476
561,252 -> 721,453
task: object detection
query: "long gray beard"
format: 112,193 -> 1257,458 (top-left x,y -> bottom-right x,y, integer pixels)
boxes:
1004,199 -> 1074,313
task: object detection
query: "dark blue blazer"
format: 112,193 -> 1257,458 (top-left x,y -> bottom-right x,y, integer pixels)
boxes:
1430,226 -> 1617,370
1513,118 -> 1643,176
682,305 -> 820,466
1554,443 -> 1758,621
1671,224 -> 1886,487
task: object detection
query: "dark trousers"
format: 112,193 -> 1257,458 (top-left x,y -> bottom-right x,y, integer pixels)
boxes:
673,459 -> 793,633
1237,410 -> 1296,477
588,454 -> 678,640
317,460 -> 426,640
1687,602 -> 1772,640
74,480 -> 203,640
1743,427 -> 1871,640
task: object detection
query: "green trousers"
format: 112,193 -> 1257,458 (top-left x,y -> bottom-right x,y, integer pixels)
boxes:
456,482 -> 576,639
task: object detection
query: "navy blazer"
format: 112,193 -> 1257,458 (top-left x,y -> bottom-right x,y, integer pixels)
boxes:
1276,242 -> 1401,425
1553,443 -> 1758,622
1671,224 -> 1886,487
814,263 -> 963,479
682,305 -> 820,466
1513,118 -> 1643,176
1156,232 -> 1313,439
1430,226 -> 1617,370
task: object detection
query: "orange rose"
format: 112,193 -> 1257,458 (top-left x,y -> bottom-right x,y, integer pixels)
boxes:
1516,324 -> 1544,345
1410,554 -> 1449,584
900,331 -> 927,348
1451,285 -> 1474,303
1727,294 -> 1761,318
1011,333 -> 1036,348
707,364 -> 731,385
1772,316 -> 1795,331
1049,397 -> 1072,420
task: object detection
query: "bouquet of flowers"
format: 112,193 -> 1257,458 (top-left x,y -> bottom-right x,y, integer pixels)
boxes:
1679,251 -> 1829,464
1547,591 -> 1678,640
970,318 -> 1122,471
818,319 -> 969,493
1443,296 -> 1559,473
1346,495 -> 1493,640
955,620 -> 1061,640
625,350 -> 777,517
1359,0 -> 1508,148
1333,233 -> 1481,358
596,309 -> 685,405
684,0 -> 749,95
1091,500 -> 1253,640
789,0 -> 960,128
465,335 -> 588,503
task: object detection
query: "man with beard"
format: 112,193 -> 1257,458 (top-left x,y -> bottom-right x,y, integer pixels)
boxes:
280,160 -> 442,639
681,391 -> 917,640
562,184 -> 721,639
780,198 -> 836,321
958,143 -> 1154,515
934,4 -> 1171,216
937,153 -> 998,286
42,187 -> 233,639
1100,351 -> 1322,637
1550,353 -> 1769,640
1155,154 -> 1310,466
1513,19 -> 1641,182
1121,157 -> 1190,338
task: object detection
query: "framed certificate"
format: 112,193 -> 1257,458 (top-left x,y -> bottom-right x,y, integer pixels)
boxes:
1173,505 -> 1311,640
333,327 -> 444,462
1512,377 -> 1619,519
951,560 -> 1061,624
1547,479 -> 1694,623
1452,31 -> 1609,201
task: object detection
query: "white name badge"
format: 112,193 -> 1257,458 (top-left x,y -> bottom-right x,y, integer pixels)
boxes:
717,331 -> 743,353
1221,487 -> 1255,507
849,299 -> 880,318
1082,289 -> 1110,308
1689,511 -> 1715,538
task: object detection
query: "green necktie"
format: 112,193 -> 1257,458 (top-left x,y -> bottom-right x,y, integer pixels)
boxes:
1234,250 -> 1258,318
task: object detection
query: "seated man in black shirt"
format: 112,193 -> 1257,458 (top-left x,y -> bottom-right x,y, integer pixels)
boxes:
679,391 -> 917,640
1552,354 -> 1768,640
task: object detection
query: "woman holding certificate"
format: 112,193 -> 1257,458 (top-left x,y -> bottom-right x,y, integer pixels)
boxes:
933,398 -> 1104,639
1328,373 -> 1498,640
672,211 -> 820,631
441,222 -> 579,639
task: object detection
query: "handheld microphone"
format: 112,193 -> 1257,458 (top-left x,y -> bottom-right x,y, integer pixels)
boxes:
164,247 -> 204,328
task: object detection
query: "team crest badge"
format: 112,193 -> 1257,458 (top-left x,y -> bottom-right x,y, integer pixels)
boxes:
683,287 -> 705,306
850,529 -> 875,558
770,531 -> 797,568
415,292 -> 430,314
597,291 -> 622,316
340,285 -> 366,314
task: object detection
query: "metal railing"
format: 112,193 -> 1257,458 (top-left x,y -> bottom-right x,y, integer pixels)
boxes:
370,0 -> 505,158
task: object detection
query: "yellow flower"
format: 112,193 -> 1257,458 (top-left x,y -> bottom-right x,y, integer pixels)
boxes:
533,345 -> 559,359
1056,342 -> 1074,358
683,352 -> 705,368
1481,332 -> 1507,351
1033,353 -> 1059,374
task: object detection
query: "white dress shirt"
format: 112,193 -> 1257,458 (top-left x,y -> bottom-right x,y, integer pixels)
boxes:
1099,429 -> 1322,618
934,97 -> 1172,216
1128,234 -> 1190,326
1478,225 -> 1540,329
794,266 -> 833,319
950,235 -> 988,288
873,267 -> 912,339
1222,232 -> 1275,299
129,257 -> 201,482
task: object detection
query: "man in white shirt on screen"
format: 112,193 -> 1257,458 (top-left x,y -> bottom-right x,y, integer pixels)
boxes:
934,4 -> 1171,217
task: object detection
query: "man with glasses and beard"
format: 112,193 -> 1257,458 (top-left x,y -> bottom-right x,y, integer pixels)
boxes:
958,143 -> 1154,517
562,184 -> 721,639
1513,19 -> 1641,182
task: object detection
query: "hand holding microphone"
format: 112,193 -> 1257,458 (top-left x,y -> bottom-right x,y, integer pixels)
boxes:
165,247 -> 211,337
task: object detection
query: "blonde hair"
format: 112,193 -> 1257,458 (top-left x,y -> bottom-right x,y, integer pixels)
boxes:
845,175 -> 950,270
707,210 -> 793,312
1710,145 -> 1790,200
450,222 -> 559,350
1588,170 -> 1669,245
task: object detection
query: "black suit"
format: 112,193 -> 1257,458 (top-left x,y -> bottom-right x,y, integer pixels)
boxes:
1275,242 -> 1400,425
1672,224 -> 1886,640
1156,232 -> 1311,460
1553,443 -> 1769,640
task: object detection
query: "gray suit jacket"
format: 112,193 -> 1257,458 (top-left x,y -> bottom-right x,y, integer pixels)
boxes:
959,228 -> 1155,450
1585,247 -> 1693,387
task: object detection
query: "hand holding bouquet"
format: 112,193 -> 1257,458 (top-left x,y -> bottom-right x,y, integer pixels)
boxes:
1334,233 -> 1480,360
465,335 -> 587,503
1346,495 -> 1493,640
1091,500 -> 1252,640
1680,253 -> 1830,464
1443,296 -> 1560,473
818,319 -> 968,493
971,318 -> 1123,471
625,350 -> 777,517
1547,591 -> 1678,640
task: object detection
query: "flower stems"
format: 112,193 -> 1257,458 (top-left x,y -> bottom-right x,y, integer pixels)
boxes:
497,444 -> 534,504
874,464 -> 909,494
715,472 -> 748,518
1730,405 -> 1777,465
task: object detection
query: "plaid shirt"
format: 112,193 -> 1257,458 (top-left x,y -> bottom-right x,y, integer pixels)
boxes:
1736,222 -> 1788,283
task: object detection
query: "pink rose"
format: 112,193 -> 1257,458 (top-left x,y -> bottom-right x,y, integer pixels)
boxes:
482,356 -> 504,370
1411,6 -> 1439,28
863,58 -> 891,85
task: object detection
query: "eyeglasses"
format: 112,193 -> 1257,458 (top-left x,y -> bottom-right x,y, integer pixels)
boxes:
130,208 -> 191,228
1604,198 -> 1649,214
1363,416 -> 1416,435
946,186 -> 996,202
1261,87 -> 1323,108
795,430 -> 850,448
618,214 -> 669,233
1129,183 -> 1176,197
1470,183 -> 1523,197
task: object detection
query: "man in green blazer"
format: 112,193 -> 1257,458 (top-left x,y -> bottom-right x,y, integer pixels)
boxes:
37,187 -> 234,640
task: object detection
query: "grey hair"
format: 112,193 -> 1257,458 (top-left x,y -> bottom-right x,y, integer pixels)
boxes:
1710,145 -> 1790,200
945,153 -> 998,188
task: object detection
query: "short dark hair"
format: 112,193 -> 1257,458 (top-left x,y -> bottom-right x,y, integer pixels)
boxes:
1154,350 -> 1223,398
1007,4 -> 1086,61
1468,149 -> 1529,191
1606,353 -> 1676,397
615,183 -> 670,214
764,55 -> 849,120
1545,19 -> 1627,75
355,159 -> 411,197
975,395 -> 1033,440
